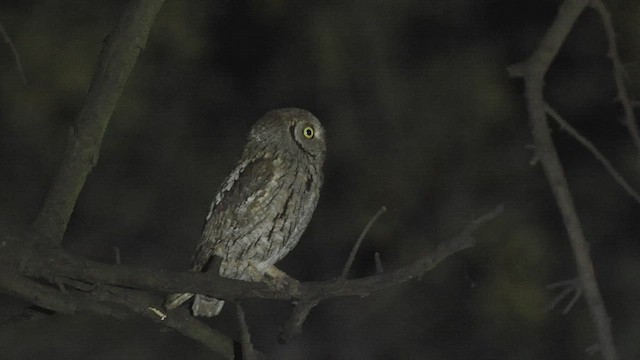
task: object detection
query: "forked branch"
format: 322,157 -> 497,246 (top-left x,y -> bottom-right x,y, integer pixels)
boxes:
510,0 -> 618,358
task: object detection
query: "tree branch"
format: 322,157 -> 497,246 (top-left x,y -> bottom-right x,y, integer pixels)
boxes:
0,271 -> 76,315
0,267 -> 235,359
90,285 -> 235,359
510,1 -> 618,359
591,0 -> 640,158
31,0 -> 165,246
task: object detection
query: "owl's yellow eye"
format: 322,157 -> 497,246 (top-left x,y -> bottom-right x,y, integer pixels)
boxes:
302,126 -> 314,139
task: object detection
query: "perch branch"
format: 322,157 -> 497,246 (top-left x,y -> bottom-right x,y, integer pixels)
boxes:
31,0 -> 165,246
0,205 -> 501,346
545,103 -> 640,205
591,0 -> 640,158
510,0 -> 618,358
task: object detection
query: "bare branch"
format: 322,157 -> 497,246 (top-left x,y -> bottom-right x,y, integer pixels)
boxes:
279,205 -> 502,343
512,0 -> 618,358
591,0 -> 640,158
31,0 -> 165,246
0,21 -> 27,84
545,104 -> 640,205
341,206 -> 387,279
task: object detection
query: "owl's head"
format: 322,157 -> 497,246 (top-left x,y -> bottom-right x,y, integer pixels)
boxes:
249,108 -> 326,162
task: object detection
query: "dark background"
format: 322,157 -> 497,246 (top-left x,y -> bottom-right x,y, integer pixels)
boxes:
1,0 -> 639,359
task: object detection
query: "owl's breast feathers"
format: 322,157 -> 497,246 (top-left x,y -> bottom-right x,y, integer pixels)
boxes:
192,152 -> 322,274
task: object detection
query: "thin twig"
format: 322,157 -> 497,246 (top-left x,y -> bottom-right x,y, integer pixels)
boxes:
547,278 -> 582,314
591,0 -> 640,159
113,247 -> 121,265
0,21 -> 27,84
374,252 -> 383,273
547,278 -> 579,289
545,103 -> 640,205
341,206 -> 387,279
563,286 -> 582,314
236,303 -> 258,360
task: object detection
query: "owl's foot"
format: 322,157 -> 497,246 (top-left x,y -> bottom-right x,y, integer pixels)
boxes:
263,265 -> 301,296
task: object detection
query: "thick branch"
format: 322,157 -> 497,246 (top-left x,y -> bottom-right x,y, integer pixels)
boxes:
0,271 -> 76,314
1,246 -> 282,301
31,0 -> 165,246
511,1 -> 618,359
90,285 -> 234,359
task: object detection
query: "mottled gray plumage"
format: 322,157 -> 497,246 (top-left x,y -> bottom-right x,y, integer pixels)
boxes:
165,108 -> 325,316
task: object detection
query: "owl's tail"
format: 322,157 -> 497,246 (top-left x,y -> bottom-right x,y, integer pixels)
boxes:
164,292 -> 225,317
192,294 -> 225,317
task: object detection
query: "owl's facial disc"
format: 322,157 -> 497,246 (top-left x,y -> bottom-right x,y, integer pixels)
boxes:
290,120 -> 324,158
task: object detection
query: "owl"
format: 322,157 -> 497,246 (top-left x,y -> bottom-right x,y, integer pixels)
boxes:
165,108 -> 326,316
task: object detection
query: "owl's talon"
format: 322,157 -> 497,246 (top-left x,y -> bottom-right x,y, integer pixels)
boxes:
263,268 -> 300,295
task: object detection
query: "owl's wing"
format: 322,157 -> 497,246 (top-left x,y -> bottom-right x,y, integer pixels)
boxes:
191,155 -> 279,272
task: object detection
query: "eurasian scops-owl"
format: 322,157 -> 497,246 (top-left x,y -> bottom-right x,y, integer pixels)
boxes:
165,108 -> 325,316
